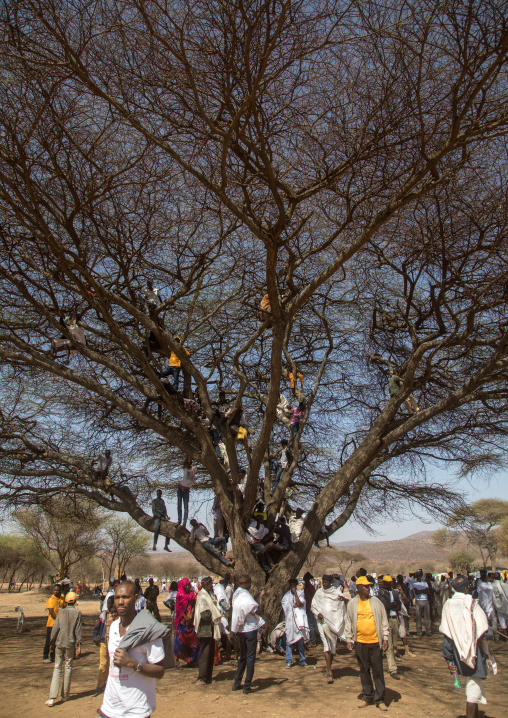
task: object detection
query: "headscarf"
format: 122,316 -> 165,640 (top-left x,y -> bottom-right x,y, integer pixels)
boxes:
175,578 -> 195,625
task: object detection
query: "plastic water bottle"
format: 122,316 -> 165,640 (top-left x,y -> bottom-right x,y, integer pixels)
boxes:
450,662 -> 461,691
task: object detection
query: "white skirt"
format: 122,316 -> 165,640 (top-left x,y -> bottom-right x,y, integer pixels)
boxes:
317,621 -> 337,654
465,677 -> 487,705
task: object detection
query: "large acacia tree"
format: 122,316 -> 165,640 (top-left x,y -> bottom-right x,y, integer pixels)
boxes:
1,0 -> 508,623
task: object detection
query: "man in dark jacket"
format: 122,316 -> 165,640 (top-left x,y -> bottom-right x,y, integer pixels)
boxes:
378,575 -> 402,679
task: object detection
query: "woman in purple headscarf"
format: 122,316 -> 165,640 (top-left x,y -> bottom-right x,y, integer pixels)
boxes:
174,578 -> 200,664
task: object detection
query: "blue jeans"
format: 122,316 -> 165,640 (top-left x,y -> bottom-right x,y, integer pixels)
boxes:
270,459 -> 283,491
161,366 -> 180,391
202,538 -> 230,566
153,517 -> 169,548
286,637 -> 306,666
290,422 -> 299,439
177,487 -> 189,526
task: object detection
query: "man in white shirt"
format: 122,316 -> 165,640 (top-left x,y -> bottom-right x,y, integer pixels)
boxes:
231,575 -> 265,695
101,581 -> 165,718
102,579 -> 119,612
189,519 -> 232,567
289,508 -> 305,543
246,519 -> 273,572
177,457 -> 196,527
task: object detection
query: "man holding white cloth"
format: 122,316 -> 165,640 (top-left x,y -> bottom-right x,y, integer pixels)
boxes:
311,574 -> 348,683
231,575 -> 265,695
440,575 -> 492,717
282,579 -> 310,668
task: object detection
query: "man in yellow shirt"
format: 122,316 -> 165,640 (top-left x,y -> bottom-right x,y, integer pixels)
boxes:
43,583 -> 66,663
345,576 -> 389,711
160,336 -> 189,392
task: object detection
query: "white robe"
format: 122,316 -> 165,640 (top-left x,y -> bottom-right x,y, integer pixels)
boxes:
281,589 -> 309,644
440,592 -> 489,669
311,586 -> 347,640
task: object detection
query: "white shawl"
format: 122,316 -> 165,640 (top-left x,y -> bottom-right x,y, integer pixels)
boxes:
281,589 -> 309,644
311,586 -> 347,640
439,592 -> 489,668
231,587 -> 265,633
194,588 -> 222,640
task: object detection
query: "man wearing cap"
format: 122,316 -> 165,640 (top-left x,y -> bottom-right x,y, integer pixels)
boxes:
45,591 -> 82,706
440,575 -> 490,717
231,575 -> 266,694
378,575 -> 402,679
194,577 -> 222,686
345,575 -> 389,711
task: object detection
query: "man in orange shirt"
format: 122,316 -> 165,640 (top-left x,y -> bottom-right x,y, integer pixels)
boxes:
345,576 -> 389,711
43,583 -> 66,663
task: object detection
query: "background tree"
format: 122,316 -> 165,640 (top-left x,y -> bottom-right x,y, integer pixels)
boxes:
446,499 -> 508,570
13,497 -> 104,579
0,534 -> 49,590
99,517 -> 150,579
449,552 -> 477,576
1,1 -> 508,625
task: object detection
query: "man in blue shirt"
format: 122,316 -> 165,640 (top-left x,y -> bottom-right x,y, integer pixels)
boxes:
411,569 -> 432,636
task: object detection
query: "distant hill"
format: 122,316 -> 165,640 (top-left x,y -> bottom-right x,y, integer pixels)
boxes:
328,531 -> 460,572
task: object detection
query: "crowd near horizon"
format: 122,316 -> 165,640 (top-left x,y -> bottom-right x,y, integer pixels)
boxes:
38,564 -> 508,716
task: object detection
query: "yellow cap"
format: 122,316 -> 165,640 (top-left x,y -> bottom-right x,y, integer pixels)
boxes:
356,576 -> 374,586
383,575 -> 393,582
65,592 -> 77,603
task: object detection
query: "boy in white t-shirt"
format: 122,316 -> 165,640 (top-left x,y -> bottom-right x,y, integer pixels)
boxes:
177,456 -> 196,528
101,582 -> 165,718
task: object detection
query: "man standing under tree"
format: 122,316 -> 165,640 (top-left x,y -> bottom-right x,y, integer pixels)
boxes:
231,575 -> 265,695
194,576 -> 222,686
281,578 -> 309,668
345,576 -> 389,711
378,575 -> 402,680
144,578 -> 161,622
45,591 -> 82,706
151,489 -> 171,552
101,581 -> 165,718
43,583 -> 65,663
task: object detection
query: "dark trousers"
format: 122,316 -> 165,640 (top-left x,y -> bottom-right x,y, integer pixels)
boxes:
233,629 -> 257,690
43,626 -> 55,661
177,487 -> 189,526
198,636 -> 215,683
153,517 -> 169,548
355,642 -> 385,704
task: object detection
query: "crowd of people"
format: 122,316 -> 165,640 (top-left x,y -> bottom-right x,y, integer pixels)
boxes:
40,567 -> 507,715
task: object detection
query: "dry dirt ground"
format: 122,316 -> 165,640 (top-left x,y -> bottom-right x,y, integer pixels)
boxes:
1,589 -> 507,718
